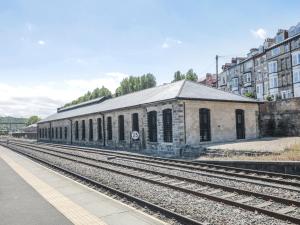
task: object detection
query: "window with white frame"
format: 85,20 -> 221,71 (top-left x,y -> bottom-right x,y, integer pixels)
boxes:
292,51 -> 300,66
256,84 -> 262,94
264,82 -> 269,95
268,61 -> 277,73
256,72 -> 262,81
269,74 -> 278,89
232,78 -> 239,87
281,90 -> 292,99
244,73 -> 251,83
294,70 -> 300,83
271,47 -> 280,57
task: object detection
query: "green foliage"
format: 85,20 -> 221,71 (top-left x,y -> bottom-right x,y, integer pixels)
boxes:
115,73 -> 156,96
172,70 -> 185,82
26,115 -> 41,126
266,95 -> 273,101
64,86 -> 112,107
172,69 -> 198,82
244,92 -> 256,99
185,69 -> 198,82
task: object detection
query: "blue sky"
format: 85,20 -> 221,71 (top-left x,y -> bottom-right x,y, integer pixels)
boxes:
1,0 -> 300,117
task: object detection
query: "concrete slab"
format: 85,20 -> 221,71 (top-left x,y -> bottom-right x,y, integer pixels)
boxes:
0,153 -> 73,225
0,146 -> 166,225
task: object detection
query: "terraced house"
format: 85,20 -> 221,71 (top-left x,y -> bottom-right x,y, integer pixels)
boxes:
37,80 -> 259,157
218,22 -> 300,100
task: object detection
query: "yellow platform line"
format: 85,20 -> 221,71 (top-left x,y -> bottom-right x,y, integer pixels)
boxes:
0,152 -> 107,225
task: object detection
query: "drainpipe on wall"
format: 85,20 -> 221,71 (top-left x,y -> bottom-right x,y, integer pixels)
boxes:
99,112 -> 106,147
69,119 -> 73,145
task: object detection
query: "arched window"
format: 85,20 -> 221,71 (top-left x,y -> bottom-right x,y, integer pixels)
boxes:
236,109 -> 245,139
59,127 -> 62,139
147,111 -> 157,142
45,128 -> 47,138
64,127 -> 67,139
55,127 -> 58,139
107,117 -> 112,140
89,119 -> 93,141
51,128 -> 54,139
81,120 -> 86,140
118,115 -> 125,141
132,113 -> 139,132
97,118 -> 102,140
163,109 -> 173,142
75,121 -> 79,140
199,108 -> 211,142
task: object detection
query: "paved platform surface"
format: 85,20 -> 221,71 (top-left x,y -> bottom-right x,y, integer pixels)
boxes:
201,137 -> 300,153
0,146 -> 166,225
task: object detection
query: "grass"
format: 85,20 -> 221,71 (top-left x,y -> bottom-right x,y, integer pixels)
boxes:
203,144 -> 300,161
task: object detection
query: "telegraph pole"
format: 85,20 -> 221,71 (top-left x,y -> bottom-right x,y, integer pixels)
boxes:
216,55 -> 219,88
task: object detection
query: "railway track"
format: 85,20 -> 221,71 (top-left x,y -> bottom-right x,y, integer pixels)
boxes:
4,141 -> 300,224
33,141 -> 300,189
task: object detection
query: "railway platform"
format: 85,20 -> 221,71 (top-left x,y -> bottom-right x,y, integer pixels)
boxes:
0,145 -> 165,225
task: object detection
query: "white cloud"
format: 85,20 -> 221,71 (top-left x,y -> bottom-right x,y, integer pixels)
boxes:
37,40 -> 46,45
0,72 -> 128,118
161,38 -> 182,49
251,28 -> 267,40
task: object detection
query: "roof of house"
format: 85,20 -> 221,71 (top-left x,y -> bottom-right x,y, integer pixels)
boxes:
39,80 -> 258,123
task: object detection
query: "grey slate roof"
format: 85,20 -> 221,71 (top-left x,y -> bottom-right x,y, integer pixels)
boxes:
39,80 -> 258,123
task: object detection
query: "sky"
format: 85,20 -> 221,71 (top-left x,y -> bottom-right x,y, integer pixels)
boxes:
1,0 -> 300,118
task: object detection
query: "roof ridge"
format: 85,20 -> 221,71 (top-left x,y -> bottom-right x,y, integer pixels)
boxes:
175,79 -> 186,97
185,80 -> 259,102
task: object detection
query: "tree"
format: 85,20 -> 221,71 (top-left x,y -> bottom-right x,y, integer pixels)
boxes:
64,86 -> 112,107
172,70 -> 185,82
115,73 -> 156,96
185,69 -> 198,82
26,116 -> 41,126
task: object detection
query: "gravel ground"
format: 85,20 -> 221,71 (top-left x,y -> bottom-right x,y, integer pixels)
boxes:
15,146 -> 297,225
200,137 -> 300,153
38,146 -> 300,201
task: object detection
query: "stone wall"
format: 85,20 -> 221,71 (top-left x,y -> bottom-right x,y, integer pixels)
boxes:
259,97 -> 300,136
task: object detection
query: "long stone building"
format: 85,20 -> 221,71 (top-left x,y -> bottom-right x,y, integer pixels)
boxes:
37,80 -> 259,157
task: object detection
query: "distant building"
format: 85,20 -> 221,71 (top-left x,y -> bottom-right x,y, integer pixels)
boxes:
199,73 -> 217,87
11,123 -> 37,139
218,22 -> 300,101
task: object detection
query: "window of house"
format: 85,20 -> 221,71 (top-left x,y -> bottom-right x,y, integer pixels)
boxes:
199,108 -> 211,142
264,82 -> 269,95
281,90 -> 292,99
52,128 -> 54,138
147,111 -> 157,142
292,51 -> 300,66
271,47 -> 280,56
60,127 -> 62,139
97,118 -> 102,140
118,115 -> 125,141
64,127 -> 67,139
163,109 -> 172,142
75,121 -> 79,140
81,120 -> 85,140
232,78 -> 239,88
107,117 -> 112,140
269,74 -> 279,89
281,58 -> 285,70
244,73 -> 251,83
55,127 -> 58,139
89,119 -> 93,141
294,70 -> 300,83
48,128 -> 51,138
132,113 -> 139,132
268,61 -> 278,73
256,84 -> 261,94
256,72 -> 262,82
